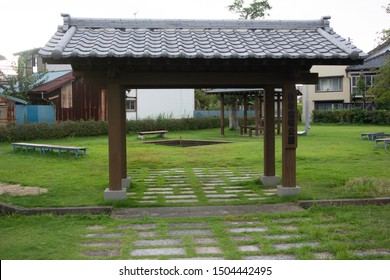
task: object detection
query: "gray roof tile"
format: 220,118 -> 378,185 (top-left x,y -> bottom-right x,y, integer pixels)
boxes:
39,14 -> 367,62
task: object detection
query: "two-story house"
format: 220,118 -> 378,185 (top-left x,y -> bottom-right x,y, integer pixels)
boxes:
301,40 -> 389,122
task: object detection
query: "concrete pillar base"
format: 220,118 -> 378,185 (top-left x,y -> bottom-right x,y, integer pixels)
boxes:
122,177 -> 131,189
104,188 -> 127,201
260,175 -> 280,186
277,185 -> 301,196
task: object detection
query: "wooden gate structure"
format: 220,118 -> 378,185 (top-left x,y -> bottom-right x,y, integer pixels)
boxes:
40,14 -> 366,200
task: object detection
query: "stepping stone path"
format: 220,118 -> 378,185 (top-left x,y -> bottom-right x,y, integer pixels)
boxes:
127,167 -> 273,205
80,167 -> 390,260
81,216 -> 389,260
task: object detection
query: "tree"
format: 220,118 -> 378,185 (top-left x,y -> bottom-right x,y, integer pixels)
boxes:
0,53 -> 46,101
227,0 -> 272,20
356,73 -> 368,109
377,3 -> 390,45
368,3 -> 390,110
368,57 -> 390,110
195,89 -> 219,110
224,0 -> 272,129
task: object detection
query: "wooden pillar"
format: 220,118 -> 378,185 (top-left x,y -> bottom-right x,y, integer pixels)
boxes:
254,93 -> 260,136
119,88 -> 127,182
277,93 -> 281,135
260,86 -> 280,186
220,93 -> 225,136
243,95 -> 248,134
279,83 -> 300,195
105,83 -> 127,199
264,86 -> 275,176
259,92 -> 263,128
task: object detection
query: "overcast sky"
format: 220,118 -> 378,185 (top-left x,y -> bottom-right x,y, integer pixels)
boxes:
0,0 -> 389,59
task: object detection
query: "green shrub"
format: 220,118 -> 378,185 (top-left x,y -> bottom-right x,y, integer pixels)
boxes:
0,117 -> 226,142
312,109 -> 390,125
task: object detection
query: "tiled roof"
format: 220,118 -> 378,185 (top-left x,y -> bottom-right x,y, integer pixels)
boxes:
40,14 -> 367,62
347,51 -> 389,72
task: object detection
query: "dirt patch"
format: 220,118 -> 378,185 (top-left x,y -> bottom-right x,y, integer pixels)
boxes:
144,139 -> 232,147
0,183 -> 48,196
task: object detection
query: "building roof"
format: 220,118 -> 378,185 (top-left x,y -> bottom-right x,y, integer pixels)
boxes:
347,50 -> 389,72
0,92 -> 28,104
30,70 -> 74,93
40,14 -> 367,63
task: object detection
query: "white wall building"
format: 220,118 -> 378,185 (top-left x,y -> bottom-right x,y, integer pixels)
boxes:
125,88 -> 194,120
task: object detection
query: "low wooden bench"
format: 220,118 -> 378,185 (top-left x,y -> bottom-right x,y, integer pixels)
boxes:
375,138 -> 390,150
137,130 -> 168,140
240,125 -> 263,137
12,142 -> 87,157
360,132 -> 384,140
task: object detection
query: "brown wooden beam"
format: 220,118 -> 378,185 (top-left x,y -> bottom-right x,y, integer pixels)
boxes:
74,71 -> 319,88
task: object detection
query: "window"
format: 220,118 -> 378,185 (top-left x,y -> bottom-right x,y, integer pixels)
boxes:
126,98 -> 137,112
316,77 -> 343,92
351,74 -> 375,96
125,89 -> 137,112
314,101 -> 344,111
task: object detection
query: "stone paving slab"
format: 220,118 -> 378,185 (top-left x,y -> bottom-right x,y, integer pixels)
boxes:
126,167 -> 275,205
134,239 -> 182,246
82,210 -> 389,260
195,247 -> 223,254
131,248 -> 186,257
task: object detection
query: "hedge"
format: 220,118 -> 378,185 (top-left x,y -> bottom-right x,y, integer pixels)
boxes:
312,109 -> 390,125
0,117 -> 226,142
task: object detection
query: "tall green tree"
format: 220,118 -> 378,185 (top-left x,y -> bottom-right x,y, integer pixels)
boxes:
225,0 -> 272,129
368,3 -> 390,110
377,3 -> 390,44
368,57 -> 390,110
228,0 -> 272,20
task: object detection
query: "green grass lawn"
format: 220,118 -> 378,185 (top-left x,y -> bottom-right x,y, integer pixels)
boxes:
0,124 -> 389,208
0,205 -> 389,259
0,124 -> 389,260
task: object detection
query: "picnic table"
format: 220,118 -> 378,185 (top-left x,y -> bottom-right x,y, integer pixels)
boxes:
12,142 -> 87,157
137,130 -> 168,140
360,132 -> 384,140
375,138 -> 390,150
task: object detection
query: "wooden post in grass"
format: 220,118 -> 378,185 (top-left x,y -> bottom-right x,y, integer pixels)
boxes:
104,83 -> 127,200
260,86 -> 280,186
220,93 -> 225,136
278,82 -> 301,196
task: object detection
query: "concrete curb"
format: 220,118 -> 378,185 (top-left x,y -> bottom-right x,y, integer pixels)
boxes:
1,198 -> 389,217
298,197 -> 390,209
0,202 -> 112,216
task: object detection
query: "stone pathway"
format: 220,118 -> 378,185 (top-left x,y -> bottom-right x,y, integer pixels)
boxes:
81,216 -> 390,260
127,167 -> 274,205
